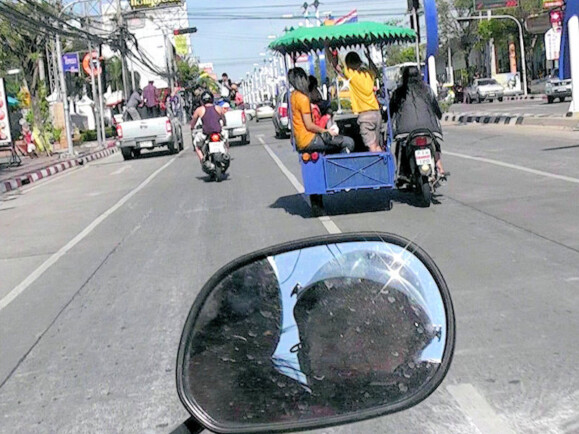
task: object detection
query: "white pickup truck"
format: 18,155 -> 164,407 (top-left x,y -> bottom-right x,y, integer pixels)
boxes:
116,115 -> 184,160
223,108 -> 250,145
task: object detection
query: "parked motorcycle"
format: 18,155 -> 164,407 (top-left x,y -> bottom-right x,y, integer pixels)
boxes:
201,132 -> 230,182
395,129 -> 442,207
171,232 -> 455,433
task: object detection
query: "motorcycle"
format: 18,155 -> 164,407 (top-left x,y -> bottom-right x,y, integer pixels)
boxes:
201,132 -> 230,182
395,129 -> 443,207
171,232 -> 455,433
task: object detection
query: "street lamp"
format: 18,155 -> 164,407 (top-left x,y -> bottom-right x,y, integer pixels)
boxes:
457,15 -> 528,95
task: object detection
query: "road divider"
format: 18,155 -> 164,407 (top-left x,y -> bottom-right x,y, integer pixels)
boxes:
442,112 -> 579,130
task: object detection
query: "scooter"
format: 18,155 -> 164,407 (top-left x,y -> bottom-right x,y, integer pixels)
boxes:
396,129 -> 444,207
171,232 -> 455,433
201,132 -> 230,182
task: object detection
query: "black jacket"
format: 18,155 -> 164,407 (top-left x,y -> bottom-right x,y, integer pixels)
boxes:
390,81 -> 442,136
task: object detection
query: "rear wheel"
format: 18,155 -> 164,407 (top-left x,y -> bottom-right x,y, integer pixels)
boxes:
310,194 -> 324,217
132,149 -> 141,158
215,165 -> 223,182
121,147 -> 133,161
559,97 -> 566,103
178,130 -> 184,151
418,177 -> 432,208
547,96 -> 554,104
385,199 -> 393,211
168,139 -> 177,154
498,97 -> 504,102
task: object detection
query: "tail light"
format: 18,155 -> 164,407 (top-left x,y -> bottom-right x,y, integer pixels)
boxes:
311,152 -> 319,162
241,111 -> 246,124
165,119 -> 172,134
116,124 -> 123,139
413,136 -> 429,147
302,153 -> 311,162
278,106 -> 288,118
210,133 -> 221,142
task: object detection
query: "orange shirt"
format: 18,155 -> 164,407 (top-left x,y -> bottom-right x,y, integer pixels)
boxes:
290,91 -> 316,150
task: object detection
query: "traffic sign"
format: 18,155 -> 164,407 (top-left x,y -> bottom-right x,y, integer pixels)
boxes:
475,0 -> 518,10
82,52 -> 101,77
543,0 -> 564,8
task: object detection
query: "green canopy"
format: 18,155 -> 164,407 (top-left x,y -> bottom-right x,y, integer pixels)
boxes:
269,21 -> 416,55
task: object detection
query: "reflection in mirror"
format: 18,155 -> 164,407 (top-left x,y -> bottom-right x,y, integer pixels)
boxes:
181,240 -> 449,430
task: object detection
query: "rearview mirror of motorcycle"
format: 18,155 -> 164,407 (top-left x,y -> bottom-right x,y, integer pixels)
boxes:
176,233 -> 455,433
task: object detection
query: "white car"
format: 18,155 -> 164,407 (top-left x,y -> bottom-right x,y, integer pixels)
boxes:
244,107 -> 256,120
255,104 -> 275,122
465,79 -> 505,103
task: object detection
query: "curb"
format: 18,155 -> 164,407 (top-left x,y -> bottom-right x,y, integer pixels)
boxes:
1,146 -> 117,194
441,113 -> 579,130
503,95 -> 545,101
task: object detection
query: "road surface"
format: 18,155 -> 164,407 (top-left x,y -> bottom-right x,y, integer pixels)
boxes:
1,121 -> 579,433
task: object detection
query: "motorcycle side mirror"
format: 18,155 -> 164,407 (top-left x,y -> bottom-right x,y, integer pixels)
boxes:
175,233 -> 455,433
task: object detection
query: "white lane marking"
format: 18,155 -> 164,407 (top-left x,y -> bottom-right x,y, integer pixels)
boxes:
0,156 -> 177,311
111,165 -> 131,175
258,135 -> 342,235
445,150 -> 579,185
447,384 -> 516,434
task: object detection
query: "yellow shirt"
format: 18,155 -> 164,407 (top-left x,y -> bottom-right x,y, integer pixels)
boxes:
344,67 -> 379,113
290,91 -> 316,150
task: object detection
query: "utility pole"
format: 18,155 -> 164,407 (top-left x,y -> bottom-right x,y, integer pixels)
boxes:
84,5 -> 103,148
55,34 -> 75,156
116,0 -> 130,100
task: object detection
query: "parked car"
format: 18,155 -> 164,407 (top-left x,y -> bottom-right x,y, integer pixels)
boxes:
272,93 -> 290,139
465,78 -> 505,103
255,103 -> 275,122
545,68 -> 572,104
116,112 -> 183,161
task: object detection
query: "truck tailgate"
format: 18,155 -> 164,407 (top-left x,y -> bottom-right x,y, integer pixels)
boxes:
119,117 -> 170,142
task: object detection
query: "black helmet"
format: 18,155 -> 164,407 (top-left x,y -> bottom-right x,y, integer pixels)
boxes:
201,90 -> 214,104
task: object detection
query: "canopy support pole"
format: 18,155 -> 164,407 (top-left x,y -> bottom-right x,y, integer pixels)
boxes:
381,44 -> 394,150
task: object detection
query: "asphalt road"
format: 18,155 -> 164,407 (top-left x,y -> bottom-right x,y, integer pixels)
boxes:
450,98 -> 570,117
1,120 -> 579,433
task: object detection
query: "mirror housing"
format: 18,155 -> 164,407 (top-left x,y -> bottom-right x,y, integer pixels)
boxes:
176,233 -> 455,433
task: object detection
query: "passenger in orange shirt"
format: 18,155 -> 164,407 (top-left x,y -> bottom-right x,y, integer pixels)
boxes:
289,68 -> 354,154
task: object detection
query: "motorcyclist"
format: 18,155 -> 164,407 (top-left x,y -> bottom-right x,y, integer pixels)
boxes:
390,66 -> 446,177
190,90 -> 227,173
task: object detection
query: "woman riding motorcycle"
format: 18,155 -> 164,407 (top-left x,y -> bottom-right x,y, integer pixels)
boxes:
390,66 -> 446,177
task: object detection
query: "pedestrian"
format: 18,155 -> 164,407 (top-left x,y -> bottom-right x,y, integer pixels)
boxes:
327,47 -> 383,152
143,80 -> 158,118
125,88 -> 142,120
219,73 -> 232,100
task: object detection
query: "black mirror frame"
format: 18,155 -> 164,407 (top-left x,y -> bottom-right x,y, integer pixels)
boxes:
176,232 -> 456,434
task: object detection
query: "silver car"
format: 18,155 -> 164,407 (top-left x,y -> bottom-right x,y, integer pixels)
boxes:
545,68 -> 572,104
465,78 -> 505,104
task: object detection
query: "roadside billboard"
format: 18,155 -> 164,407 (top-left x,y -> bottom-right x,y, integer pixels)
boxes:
0,78 -> 13,145
129,0 -> 183,10
493,72 -> 522,96
475,0 -> 518,10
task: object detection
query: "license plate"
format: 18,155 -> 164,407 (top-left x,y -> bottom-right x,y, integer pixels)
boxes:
209,141 -> 226,154
415,149 -> 432,166
557,88 -> 567,92
138,140 -> 153,148
488,93 -> 495,97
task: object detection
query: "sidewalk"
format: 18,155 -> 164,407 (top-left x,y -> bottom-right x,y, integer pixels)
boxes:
441,111 -> 579,130
0,140 -> 118,194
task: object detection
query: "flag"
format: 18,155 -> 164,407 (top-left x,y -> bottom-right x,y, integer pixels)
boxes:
334,9 -> 358,25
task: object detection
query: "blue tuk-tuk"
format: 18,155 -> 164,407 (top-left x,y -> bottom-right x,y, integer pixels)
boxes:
269,22 -> 417,215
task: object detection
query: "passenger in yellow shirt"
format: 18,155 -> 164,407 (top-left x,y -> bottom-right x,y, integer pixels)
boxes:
327,48 -> 383,153
288,68 -> 354,154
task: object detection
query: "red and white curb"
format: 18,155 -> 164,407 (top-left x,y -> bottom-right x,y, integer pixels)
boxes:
1,147 -> 117,194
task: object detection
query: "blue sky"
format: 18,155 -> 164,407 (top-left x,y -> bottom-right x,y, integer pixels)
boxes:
186,0 -> 411,81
